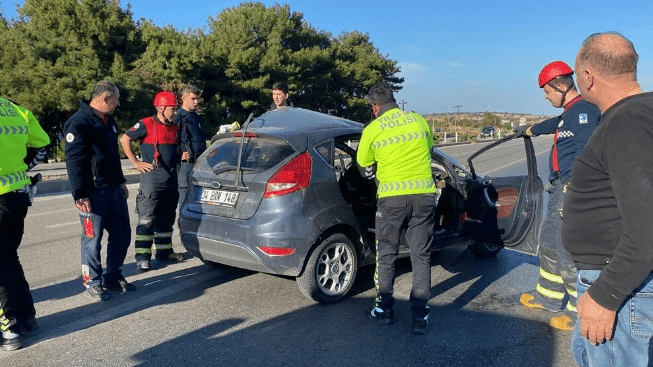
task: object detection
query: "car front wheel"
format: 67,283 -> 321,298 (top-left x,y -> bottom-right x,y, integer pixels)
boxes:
297,233 -> 358,304
468,241 -> 503,258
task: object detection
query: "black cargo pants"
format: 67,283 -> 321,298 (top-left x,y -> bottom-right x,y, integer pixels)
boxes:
374,193 -> 435,319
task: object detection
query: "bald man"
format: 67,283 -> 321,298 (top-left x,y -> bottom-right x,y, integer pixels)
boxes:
562,32 -> 653,366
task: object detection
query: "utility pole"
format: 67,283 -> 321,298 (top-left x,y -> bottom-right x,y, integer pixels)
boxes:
398,100 -> 407,111
453,105 -> 462,132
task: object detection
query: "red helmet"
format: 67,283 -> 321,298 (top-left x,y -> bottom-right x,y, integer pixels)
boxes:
153,91 -> 177,107
538,61 -> 574,88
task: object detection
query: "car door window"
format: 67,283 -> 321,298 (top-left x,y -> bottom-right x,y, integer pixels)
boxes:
464,136 -> 543,256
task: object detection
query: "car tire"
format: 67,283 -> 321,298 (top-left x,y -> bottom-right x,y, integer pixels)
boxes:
468,241 -> 503,258
297,233 -> 358,304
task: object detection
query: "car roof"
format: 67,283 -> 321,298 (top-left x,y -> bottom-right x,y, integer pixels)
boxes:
245,107 -> 364,139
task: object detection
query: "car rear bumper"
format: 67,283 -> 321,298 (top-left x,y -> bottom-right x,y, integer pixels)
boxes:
178,197 -> 322,277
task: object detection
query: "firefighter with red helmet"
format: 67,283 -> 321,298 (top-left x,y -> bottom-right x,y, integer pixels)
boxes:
120,91 -> 184,271
515,61 -> 601,330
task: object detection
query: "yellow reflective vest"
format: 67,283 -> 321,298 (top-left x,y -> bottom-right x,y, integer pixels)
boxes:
0,97 -> 50,195
357,108 -> 436,198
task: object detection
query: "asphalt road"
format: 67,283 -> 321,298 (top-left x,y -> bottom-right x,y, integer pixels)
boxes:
2,135 -> 580,367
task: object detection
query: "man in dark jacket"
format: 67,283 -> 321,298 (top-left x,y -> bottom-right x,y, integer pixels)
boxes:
516,61 -> 600,331
270,82 -> 293,110
64,80 -> 135,302
563,32 -> 653,366
175,85 -> 206,204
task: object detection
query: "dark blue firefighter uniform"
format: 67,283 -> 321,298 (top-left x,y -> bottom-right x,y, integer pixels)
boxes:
528,96 -> 600,318
125,116 -> 180,261
174,108 -> 206,203
64,101 -> 131,289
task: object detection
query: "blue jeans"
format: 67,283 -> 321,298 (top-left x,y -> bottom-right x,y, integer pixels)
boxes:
572,270 -> 653,366
177,161 -> 192,204
79,185 -> 131,288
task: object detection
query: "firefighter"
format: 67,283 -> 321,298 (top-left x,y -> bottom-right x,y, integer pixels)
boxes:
0,96 -> 49,349
515,61 -> 600,330
357,82 -> 437,335
120,91 -> 184,271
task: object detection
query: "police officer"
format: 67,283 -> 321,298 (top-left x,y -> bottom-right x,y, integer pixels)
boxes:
175,85 -> 206,204
120,91 -> 184,271
357,82 -> 437,335
65,81 -> 136,301
0,96 -> 49,349
516,61 -> 600,330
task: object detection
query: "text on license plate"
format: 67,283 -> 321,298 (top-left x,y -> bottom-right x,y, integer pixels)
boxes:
199,188 -> 239,206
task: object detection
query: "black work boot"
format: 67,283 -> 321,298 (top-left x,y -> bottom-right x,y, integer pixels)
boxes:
411,308 -> 430,335
366,306 -> 394,325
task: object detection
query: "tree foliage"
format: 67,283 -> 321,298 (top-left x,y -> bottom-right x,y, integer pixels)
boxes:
0,1 -> 403,144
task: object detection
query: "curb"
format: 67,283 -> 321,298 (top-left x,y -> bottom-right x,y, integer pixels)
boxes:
35,173 -> 141,196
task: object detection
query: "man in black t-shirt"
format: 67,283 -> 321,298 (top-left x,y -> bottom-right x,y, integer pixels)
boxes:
563,32 -> 653,366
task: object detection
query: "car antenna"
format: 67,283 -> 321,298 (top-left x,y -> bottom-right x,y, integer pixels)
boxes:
234,112 -> 255,188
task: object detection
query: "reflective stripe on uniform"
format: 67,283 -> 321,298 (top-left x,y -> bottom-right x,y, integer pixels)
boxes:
566,287 -> 577,298
0,125 -> 28,135
135,248 -> 152,254
0,171 -> 28,188
539,267 -> 564,284
153,243 -> 173,250
536,283 -> 565,300
566,303 -> 577,313
372,131 -> 428,150
154,232 -> 173,239
378,179 -> 435,194
136,234 -> 154,241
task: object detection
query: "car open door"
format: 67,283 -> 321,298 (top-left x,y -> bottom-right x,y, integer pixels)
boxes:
463,135 -> 543,256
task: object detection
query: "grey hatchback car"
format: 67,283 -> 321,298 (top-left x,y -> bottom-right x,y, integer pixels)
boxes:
178,107 -> 543,303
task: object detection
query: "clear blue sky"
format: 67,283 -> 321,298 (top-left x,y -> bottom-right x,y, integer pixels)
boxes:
3,0 -> 653,115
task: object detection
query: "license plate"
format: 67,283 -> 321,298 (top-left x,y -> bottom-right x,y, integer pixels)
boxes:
199,187 -> 239,207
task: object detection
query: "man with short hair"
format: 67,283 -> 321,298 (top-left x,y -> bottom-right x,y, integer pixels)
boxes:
270,82 -> 293,109
0,97 -> 49,349
357,82 -> 436,334
175,85 -> 206,203
64,80 -> 135,302
516,61 -> 600,331
121,91 -> 184,272
563,32 -> 653,366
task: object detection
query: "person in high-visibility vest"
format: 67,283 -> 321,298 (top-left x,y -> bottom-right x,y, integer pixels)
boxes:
515,61 -> 600,331
0,97 -> 49,350
357,82 -> 437,335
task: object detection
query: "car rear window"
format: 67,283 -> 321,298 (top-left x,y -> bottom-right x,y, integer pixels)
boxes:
204,134 -> 295,173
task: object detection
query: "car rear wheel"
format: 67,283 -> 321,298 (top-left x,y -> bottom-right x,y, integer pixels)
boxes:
297,233 -> 358,304
468,241 -> 503,258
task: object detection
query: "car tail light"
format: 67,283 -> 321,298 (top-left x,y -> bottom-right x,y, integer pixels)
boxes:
263,152 -> 312,198
258,246 -> 296,256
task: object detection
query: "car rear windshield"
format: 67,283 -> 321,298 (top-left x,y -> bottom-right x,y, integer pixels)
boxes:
204,134 -> 295,173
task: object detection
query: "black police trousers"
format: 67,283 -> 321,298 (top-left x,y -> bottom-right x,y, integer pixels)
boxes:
374,193 -> 435,318
0,191 -> 36,324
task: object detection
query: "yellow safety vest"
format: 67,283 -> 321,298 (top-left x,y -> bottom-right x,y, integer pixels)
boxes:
0,97 -> 50,194
357,108 -> 436,198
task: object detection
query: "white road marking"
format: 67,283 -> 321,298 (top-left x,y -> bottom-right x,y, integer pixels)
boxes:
46,221 -> 79,228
